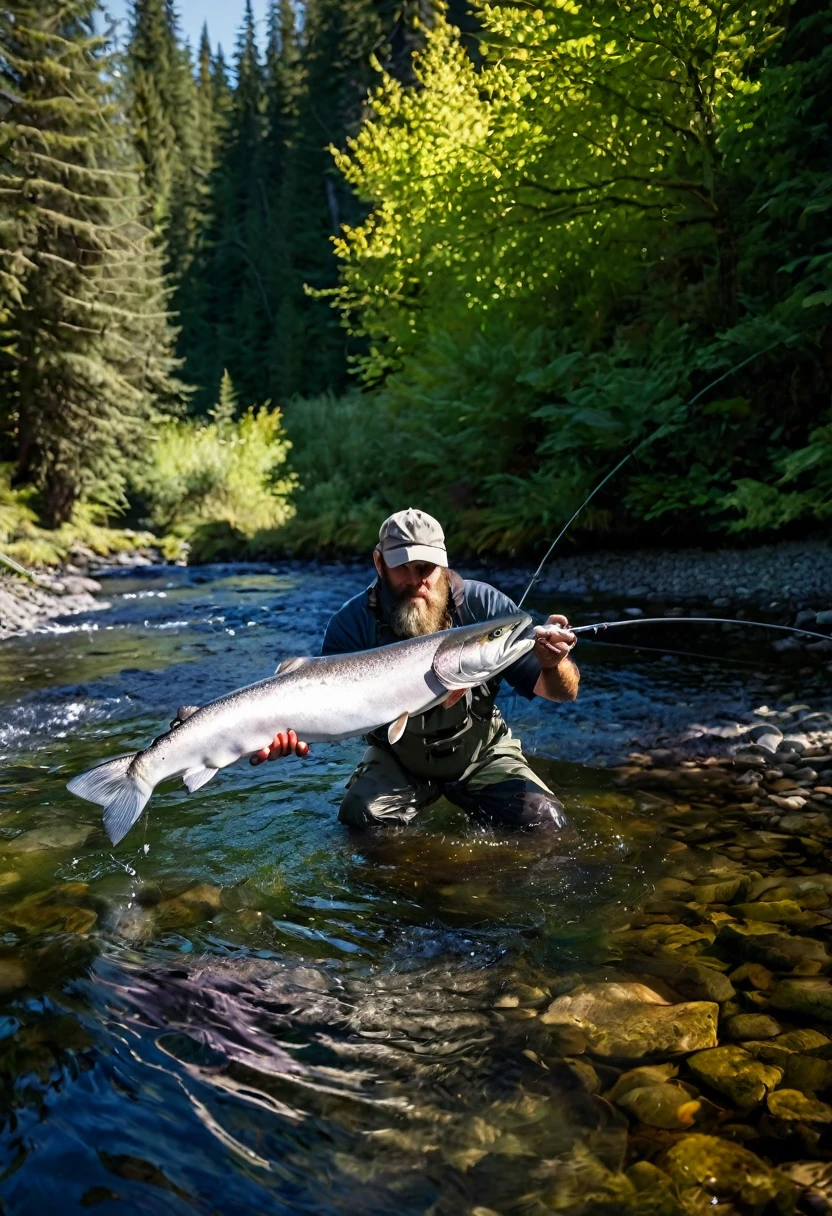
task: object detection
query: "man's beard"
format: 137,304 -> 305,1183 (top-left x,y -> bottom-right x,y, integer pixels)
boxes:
380,568 -> 452,639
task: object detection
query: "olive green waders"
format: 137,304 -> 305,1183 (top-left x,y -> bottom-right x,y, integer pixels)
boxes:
338,714 -> 565,831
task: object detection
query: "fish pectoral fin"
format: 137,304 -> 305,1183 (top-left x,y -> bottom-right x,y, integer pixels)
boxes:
387,711 -> 410,746
275,656 -> 310,675
183,766 -> 219,793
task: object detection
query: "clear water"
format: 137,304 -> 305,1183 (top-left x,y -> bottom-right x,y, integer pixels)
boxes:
0,564 -> 825,1213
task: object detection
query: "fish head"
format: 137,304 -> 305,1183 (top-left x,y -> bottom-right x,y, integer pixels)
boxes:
432,612 -> 535,689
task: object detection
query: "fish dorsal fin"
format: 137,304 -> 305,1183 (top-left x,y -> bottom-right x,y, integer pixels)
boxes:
388,711 -> 409,745
275,656 -> 310,675
177,705 -> 200,722
183,766 -> 218,793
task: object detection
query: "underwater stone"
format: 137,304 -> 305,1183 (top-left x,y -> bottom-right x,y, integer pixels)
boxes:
0,954 -> 27,994
687,1044 -> 783,1109
721,1013 -> 781,1041
635,956 -> 736,1003
783,1053 -> 832,1095
662,1134 -> 795,1210
540,982 -> 718,1059
605,1063 -> 678,1103
615,1081 -> 701,1129
770,978 -> 832,1023
730,962 -> 775,990
6,823 -> 94,853
767,1088 -> 832,1122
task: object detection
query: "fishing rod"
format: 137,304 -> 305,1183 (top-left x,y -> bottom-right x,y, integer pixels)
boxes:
0,550 -> 39,584
568,617 -> 832,646
517,336 -> 793,608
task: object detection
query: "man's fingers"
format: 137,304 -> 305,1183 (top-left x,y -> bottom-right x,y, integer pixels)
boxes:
296,740 -> 309,757
250,747 -> 270,766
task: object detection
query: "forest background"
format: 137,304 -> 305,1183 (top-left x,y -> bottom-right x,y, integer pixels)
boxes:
0,0 -> 830,568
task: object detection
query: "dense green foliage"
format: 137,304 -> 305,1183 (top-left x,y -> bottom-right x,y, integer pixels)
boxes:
0,0 -> 182,527
133,370 -> 296,553
298,0 -> 830,553
1,0 -> 829,564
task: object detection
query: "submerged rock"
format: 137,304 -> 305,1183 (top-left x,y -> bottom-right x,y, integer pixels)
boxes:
615,1081 -> 701,1129
6,823 -> 94,854
687,1044 -> 783,1109
770,978 -> 832,1022
661,1134 -> 795,1210
721,1013 -> 781,1041
540,982 -> 718,1059
767,1088 -> 832,1122
3,883 -> 97,935
716,919 -> 830,969
783,1053 -> 832,1094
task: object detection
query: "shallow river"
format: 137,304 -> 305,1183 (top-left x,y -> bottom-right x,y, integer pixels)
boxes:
1,562 -> 830,1215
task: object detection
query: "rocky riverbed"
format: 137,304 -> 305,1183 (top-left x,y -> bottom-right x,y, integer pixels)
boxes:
0,571 -> 106,639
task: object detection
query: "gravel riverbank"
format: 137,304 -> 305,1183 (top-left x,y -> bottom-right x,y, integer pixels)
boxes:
0,573 -> 106,639
494,540 -> 832,614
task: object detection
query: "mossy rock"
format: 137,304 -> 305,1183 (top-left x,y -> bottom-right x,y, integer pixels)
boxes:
783,1054 -> 832,1095
721,1013 -> 781,1041
616,1081 -> 701,1129
6,823 -> 94,854
729,962 -> 775,991
770,979 -> 832,1023
661,1134 -> 795,1210
767,1088 -> 832,1122
691,876 -> 751,905
540,981 -> 718,1059
687,1044 -> 783,1109
606,1063 -> 678,1103
716,920 -> 829,969
3,883 -> 97,936
636,955 -> 735,1004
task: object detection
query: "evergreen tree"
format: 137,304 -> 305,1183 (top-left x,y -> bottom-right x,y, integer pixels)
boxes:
274,0 -> 388,398
0,0 -> 182,525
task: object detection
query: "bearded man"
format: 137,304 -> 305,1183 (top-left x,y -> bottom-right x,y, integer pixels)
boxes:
253,508 -> 579,830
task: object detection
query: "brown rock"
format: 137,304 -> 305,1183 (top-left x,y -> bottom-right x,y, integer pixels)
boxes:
721,1013 -> 781,1041
661,1134 -> 795,1208
687,1045 -> 783,1109
767,1089 -> 832,1122
539,981 -> 718,1059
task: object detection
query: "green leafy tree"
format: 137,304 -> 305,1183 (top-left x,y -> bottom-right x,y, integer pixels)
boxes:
0,0 -> 182,526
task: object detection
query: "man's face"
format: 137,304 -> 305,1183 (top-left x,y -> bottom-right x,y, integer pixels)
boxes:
373,552 -> 450,638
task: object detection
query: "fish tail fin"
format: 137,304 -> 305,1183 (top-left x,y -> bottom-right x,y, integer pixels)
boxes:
67,754 -> 152,845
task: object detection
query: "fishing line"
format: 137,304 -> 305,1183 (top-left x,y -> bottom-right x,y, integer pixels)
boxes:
569,617 -> 832,645
517,336 -> 792,608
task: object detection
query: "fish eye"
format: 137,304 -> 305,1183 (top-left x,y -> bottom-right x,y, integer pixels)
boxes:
488,627 -> 504,640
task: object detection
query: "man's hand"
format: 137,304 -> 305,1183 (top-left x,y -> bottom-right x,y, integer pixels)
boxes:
533,614 -> 580,703
533,614 -> 576,668
250,730 -> 310,765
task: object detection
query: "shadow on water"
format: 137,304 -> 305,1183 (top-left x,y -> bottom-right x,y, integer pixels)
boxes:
0,562 -> 830,1213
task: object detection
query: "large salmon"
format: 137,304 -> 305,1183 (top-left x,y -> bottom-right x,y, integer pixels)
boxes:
67,612 -> 535,844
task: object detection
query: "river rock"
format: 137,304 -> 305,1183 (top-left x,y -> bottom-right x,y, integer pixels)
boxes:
783,1162 -> 832,1215
6,823 -> 94,853
605,1063 -> 678,1103
661,1134 -> 795,1210
0,955 -> 27,994
715,920 -> 830,968
783,1053 -> 832,1094
767,1088 -> 832,1122
691,875 -> 751,904
729,962 -> 775,990
732,899 -> 814,926
539,982 -> 718,1058
3,883 -> 97,935
616,1081 -> 701,1129
687,1044 -> 783,1109
770,978 -> 832,1022
721,1013 -> 781,1041
634,955 -> 736,1003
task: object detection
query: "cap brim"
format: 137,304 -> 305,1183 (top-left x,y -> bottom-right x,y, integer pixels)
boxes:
381,544 -> 448,569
